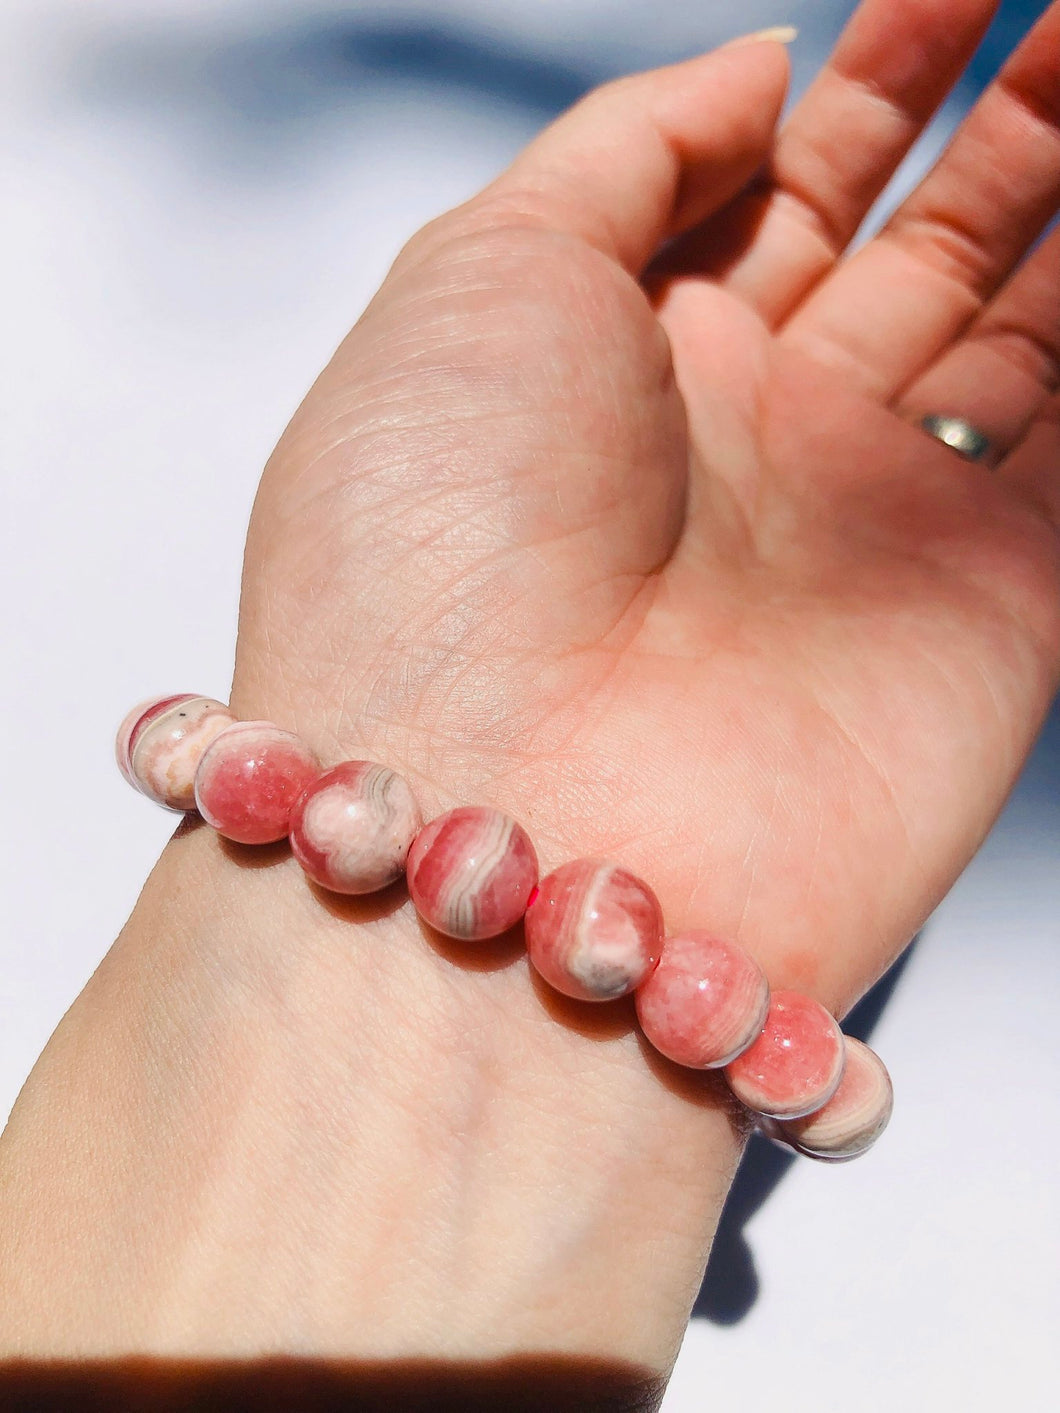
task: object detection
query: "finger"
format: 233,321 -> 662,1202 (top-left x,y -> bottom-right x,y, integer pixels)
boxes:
781,1 -> 1060,398
999,394 -> 1060,528
476,34 -> 792,274
658,0 -> 1001,323
896,223 -> 1060,459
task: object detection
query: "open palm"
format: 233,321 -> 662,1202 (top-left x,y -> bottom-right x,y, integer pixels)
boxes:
235,0 -> 1060,1029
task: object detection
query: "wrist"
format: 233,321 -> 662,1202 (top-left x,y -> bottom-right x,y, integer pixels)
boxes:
0,819 -> 744,1370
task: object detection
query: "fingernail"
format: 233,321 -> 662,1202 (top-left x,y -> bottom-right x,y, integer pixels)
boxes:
723,25 -> 798,48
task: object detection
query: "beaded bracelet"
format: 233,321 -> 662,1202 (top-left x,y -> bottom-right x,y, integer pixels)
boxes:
116,694 -> 894,1162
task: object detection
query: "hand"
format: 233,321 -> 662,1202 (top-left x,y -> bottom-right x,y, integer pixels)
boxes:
238,0 -> 1059,1011
2,0 -> 1057,1391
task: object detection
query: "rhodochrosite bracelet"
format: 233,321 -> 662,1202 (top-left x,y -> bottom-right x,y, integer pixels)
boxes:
116,694 -> 894,1161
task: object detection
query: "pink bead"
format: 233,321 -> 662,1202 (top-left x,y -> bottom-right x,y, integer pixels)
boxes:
635,931 -> 770,1068
406,806 -> 538,941
194,720 -> 319,845
762,1037 -> 893,1161
289,761 -> 423,894
525,859 -> 661,1002
115,694 -> 235,811
724,990 -> 845,1119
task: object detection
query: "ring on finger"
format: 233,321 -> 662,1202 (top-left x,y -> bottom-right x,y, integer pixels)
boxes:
919,414 -> 995,465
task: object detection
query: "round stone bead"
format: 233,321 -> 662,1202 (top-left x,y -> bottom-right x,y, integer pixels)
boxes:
194,720 -> 319,845
115,694 -> 234,811
762,1037 -> 893,1161
635,931 -> 770,1068
289,761 -> 423,895
524,858 -> 662,1002
724,990 -> 845,1120
406,806 -> 538,941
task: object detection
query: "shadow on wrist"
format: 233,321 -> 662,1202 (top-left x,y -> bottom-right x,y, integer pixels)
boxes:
0,1355 -> 666,1413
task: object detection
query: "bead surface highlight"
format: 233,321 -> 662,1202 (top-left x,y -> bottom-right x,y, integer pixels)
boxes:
525,858 -> 662,1002
724,990 -> 845,1119
762,1036 -> 893,1161
290,760 -> 422,894
635,931 -> 770,1068
116,694 -> 234,810
407,806 -> 538,940
194,720 -> 319,845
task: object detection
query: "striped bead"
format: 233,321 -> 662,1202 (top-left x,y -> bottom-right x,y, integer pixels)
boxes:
116,694 -> 234,811
761,1036 -> 893,1161
724,990 -> 845,1120
525,858 -> 662,1002
635,931 -> 770,1068
289,761 -> 422,894
194,720 -> 319,845
406,806 -> 538,941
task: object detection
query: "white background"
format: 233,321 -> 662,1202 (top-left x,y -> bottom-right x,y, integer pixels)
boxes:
2,2 -> 1057,1407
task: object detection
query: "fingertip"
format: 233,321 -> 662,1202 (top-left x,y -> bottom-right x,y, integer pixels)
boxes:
654,30 -> 793,131
654,38 -> 791,235
720,24 -> 799,49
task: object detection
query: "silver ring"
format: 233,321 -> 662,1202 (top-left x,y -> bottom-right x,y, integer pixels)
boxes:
920,414 -> 994,464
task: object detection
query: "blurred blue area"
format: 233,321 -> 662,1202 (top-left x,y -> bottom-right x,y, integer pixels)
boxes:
68,1 -> 1050,172
75,15 -> 599,148
966,0 -> 1052,87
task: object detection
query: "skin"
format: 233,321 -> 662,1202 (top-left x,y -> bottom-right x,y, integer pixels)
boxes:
1,0 -> 1058,1401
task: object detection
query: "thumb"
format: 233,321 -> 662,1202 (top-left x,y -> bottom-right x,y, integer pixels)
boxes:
481,31 -> 793,274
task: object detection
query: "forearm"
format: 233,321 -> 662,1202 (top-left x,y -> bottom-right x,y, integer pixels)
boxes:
0,821 -> 743,1372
